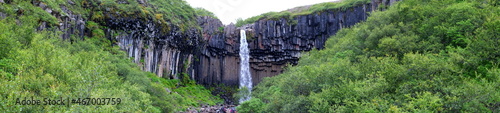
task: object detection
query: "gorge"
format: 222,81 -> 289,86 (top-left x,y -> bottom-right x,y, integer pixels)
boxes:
36,0 -> 400,87
64,0 -> 401,89
8,0 -> 398,99
1,0 -> 397,108
74,0 -> 399,105
110,0 -> 400,86
2,0 -> 499,112
193,0 -> 400,86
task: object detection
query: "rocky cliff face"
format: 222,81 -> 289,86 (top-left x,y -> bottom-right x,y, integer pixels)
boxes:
196,0 -> 400,86
194,16 -> 240,86
111,18 -> 201,79
245,3 -> 372,85
31,0 -> 398,87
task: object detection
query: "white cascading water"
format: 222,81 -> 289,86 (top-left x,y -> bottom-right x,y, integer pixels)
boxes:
239,29 -> 252,103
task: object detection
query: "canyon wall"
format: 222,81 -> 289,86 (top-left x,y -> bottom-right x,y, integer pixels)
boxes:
196,0 -> 400,86
32,0 -> 398,86
244,4 -> 372,85
111,18 -> 201,79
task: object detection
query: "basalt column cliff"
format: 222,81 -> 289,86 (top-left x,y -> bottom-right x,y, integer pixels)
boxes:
195,0 -> 400,86
25,0 -> 398,86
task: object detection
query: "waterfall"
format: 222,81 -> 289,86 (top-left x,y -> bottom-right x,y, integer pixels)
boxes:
239,29 -> 252,103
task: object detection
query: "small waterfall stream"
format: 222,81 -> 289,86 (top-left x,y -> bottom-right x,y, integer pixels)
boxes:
239,29 -> 252,103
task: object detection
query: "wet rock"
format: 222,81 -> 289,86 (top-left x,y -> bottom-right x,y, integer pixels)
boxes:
26,0 -> 398,93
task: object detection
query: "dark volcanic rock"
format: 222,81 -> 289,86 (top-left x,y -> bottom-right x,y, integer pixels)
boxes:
108,15 -> 202,79
197,0 -> 399,86
194,16 -> 240,86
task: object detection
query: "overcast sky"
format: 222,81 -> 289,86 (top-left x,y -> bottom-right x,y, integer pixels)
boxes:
185,0 -> 339,25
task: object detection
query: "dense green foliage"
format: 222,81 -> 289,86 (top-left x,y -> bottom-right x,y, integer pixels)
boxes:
0,1 -> 221,112
235,0 -> 370,27
240,0 -> 500,112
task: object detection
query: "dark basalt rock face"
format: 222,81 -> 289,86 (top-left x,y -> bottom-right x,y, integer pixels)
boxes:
194,16 -> 240,86
86,0 -> 204,80
109,17 -> 201,79
244,4 -> 372,85
197,0 -> 399,86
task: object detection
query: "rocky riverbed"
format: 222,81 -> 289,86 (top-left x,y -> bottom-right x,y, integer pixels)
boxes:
183,105 -> 237,113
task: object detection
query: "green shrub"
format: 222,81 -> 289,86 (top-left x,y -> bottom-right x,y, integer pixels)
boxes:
237,98 -> 265,113
248,0 -> 500,112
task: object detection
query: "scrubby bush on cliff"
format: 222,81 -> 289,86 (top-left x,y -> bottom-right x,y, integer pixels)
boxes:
240,0 -> 500,112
